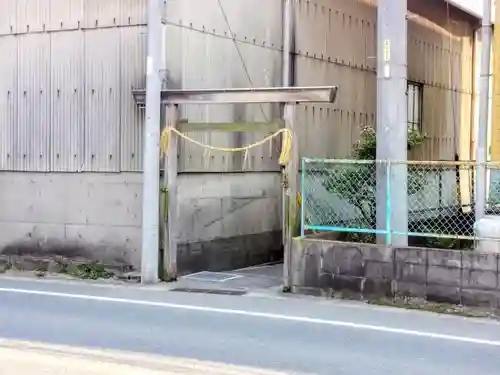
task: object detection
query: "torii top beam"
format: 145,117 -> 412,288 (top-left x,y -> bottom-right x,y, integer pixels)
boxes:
132,86 -> 338,106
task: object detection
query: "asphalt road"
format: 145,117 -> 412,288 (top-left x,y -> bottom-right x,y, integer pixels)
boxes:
1,277 -> 500,375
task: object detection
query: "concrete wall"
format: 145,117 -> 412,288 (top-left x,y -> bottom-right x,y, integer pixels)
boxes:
175,173 -> 282,274
0,0 -> 480,273
0,172 -> 142,267
291,236 -> 500,307
0,172 -> 281,272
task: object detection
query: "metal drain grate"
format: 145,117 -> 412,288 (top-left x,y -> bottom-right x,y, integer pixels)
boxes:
169,287 -> 247,296
182,271 -> 242,282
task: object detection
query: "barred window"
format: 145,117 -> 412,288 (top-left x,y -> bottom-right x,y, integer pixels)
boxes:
407,81 -> 423,132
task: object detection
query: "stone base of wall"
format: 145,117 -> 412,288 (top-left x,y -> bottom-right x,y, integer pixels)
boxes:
0,238 -> 130,266
291,236 -> 500,308
176,231 -> 282,276
0,231 -> 283,278
0,230 -> 283,277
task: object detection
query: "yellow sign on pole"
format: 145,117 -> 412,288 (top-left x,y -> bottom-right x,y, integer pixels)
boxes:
383,39 -> 391,62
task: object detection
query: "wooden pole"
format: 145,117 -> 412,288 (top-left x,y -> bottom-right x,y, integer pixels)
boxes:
163,104 -> 179,281
283,103 -> 298,291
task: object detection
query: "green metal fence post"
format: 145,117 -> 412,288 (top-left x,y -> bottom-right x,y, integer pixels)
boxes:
300,158 -> 306,236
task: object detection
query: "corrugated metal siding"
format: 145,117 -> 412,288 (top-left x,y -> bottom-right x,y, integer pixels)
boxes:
294,0 -> 475,161
83,28 -> 121,172
16,0 -> 50,34
120,26 -> 147,172
166,0 -> 283,48
50,31 -> 84,172
0,0 -> 477,173
165,0 -> 283,172
0,0 -> 147,173
17,33 -> 51,172
119,0 -> 148,26
406,2 -> 475,161
294,0 -> 376,160
0,36 -> 18,171
0,1 -> 17,36
1,0 -> 283,173
83,0 -> 121,29
48,0 -> 83,31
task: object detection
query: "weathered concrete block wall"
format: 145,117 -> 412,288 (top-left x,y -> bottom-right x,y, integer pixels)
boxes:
0,172 -> 281,272
0,172 -> 143,267
291,237 -> 500,307
176,173 -> 282,274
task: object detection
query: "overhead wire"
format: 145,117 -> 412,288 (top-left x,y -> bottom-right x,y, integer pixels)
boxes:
216,0 -> 280,159
216,0 -> 270,123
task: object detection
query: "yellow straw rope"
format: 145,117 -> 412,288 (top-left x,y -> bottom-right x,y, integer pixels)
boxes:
160,127 -> 293,165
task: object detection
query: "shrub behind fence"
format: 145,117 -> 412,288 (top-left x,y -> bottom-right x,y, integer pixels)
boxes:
301,158 -> 500,245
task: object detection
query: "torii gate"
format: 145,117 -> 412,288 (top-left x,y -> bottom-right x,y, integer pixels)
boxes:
132,86 -> 338,288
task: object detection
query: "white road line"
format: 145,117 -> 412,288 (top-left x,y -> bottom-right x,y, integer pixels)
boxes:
1,286 -> 500,347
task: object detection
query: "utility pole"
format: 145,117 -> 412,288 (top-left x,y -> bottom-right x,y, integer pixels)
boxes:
376,0 -> 408,246
476,0 -> 493,220
282,0 -> 295,290
282,0 -> 294,87
141,0 -> 163,284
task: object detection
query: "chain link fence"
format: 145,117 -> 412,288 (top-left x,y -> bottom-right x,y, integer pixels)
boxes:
301,158 -> 500,244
